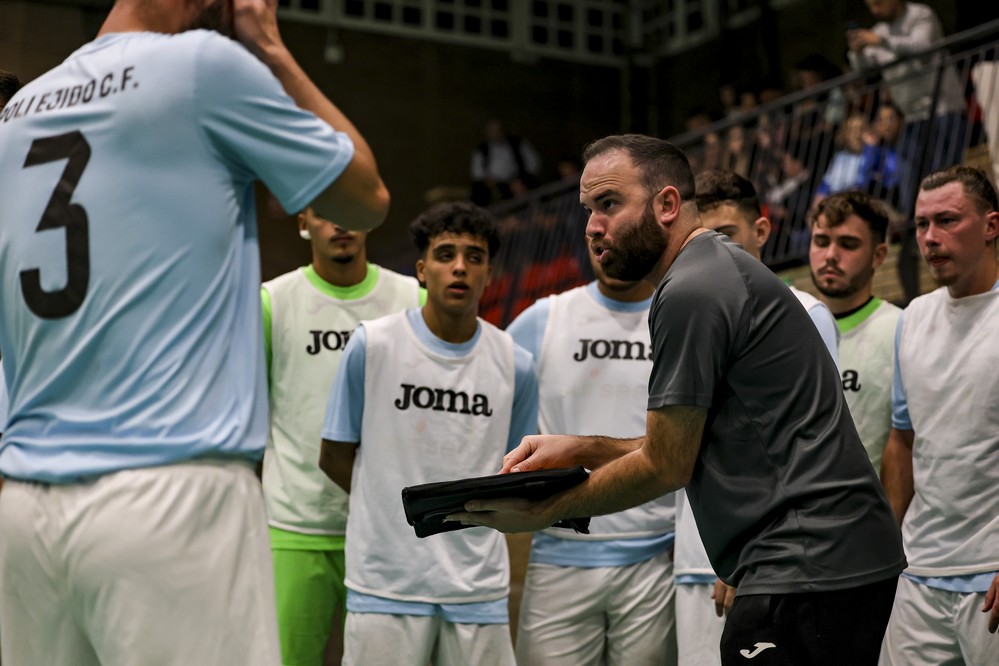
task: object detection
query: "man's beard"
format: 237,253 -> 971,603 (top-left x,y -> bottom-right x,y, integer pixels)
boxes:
602,203 -> 669,282
810,265 -> 874,299
184,0 -> 232,37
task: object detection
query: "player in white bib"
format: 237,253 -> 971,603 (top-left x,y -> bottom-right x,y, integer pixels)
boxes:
507,240 -> 677,665
318,202 -> 539,666
880,166 -> 999,664
670,169 -> 840,665
0,1 -> 389,664
262,206 -> 424,665
809,191 -> 901,473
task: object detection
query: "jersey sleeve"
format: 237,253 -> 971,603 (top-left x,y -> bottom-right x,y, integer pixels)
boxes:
890,311 -> 912,430
507,344 -> 539,452
321,325 -> 368,444
193,35 -> 355,215
647,271 -> 743,410
806,302 -> 840,370
505,297 -> 550,360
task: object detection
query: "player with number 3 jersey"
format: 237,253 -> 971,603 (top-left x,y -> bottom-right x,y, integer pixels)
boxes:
0,1 -> 389,664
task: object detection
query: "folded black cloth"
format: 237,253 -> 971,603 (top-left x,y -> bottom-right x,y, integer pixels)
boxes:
401,466 -> 591,538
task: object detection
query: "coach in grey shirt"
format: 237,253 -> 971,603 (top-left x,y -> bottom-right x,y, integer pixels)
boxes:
453,134 -> 905,665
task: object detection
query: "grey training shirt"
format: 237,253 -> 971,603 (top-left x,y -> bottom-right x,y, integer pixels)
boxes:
648,231 -> 905,595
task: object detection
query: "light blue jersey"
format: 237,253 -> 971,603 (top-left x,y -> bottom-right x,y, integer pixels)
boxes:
0,31 -> 354,483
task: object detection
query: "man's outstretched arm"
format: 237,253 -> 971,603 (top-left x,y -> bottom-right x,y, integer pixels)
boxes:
451,405 -> 706,533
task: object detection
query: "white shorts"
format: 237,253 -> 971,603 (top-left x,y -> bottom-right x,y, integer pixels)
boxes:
675,582 -> 725,666
515,549 -> 677,666
0,460 -> 280,666
879,576 -> 993,666
343,611 -> 515,666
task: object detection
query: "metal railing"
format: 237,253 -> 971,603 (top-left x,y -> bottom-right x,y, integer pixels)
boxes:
480,19 -> 999,326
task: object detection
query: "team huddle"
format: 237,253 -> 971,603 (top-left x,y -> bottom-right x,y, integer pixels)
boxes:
0,1 -> 997,666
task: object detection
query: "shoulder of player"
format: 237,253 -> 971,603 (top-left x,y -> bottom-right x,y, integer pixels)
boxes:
658,235 -> 751,306
262,267 -> 308,292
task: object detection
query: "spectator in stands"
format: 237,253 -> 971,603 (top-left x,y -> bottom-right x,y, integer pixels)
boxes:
720,124 -> 752,178
847,0 -> 967,176
792,53 -> 847,128
881,165 -> 999,664
857,103 -> 908,209
765,148 -> 816,255
815,113 -> 870,203
470,118 -> 541,206
808,192 -> 900,474
0,69 -> 20,109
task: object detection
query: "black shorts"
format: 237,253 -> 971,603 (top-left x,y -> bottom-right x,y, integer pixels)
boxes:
719,576 -> 898,665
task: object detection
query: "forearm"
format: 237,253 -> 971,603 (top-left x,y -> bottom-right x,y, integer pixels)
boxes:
545,443 -> 681,522
575,435 -> 644,469
880,428 -> 915,524
882,19 -> 937,56
319,439 -> 357,494
544,407 -> 705,522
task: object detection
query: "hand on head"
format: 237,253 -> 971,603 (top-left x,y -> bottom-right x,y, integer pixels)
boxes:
232,0 -> 284,60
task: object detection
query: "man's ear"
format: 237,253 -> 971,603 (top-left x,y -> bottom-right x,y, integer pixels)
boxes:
753,216 -> 772,250
415,258 -> 426,284
985,211 -> 999,245
653,186 -> 683,226
873,241 -> 889,270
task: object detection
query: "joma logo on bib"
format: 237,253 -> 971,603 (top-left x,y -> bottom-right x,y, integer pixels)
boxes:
573,338 -> 651,362
394,383 -> 493,416
841,369 -> 862,392
306,330 -> 352,355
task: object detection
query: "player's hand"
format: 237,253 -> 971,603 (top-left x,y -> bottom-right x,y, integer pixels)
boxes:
983,572 -> 999,633
500,435 -> 583,474
847,28 -> 881,52
233,0 -> 285,62
445,496 -> 558,534
712,579 -> 737,617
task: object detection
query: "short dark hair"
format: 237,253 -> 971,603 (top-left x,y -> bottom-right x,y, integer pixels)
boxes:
0,69 -> 21,109
812,190 -> 891,242
919,166 -> 999,215
694,169 -> 762,224
409,201 -> 500,258
582,134 -> 696,200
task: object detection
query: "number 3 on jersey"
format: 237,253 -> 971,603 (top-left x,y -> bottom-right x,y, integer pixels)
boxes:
21,130 -> 91,318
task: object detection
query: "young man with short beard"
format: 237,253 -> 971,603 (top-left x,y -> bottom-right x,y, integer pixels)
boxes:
318,202 -> 538,666
455,134 -> 905,666
880,166 -> 999,664
809,191 -> 900,473
0,0 -> 388,663
261,207 -> 424,666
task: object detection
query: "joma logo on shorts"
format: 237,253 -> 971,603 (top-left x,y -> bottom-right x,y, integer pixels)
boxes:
394,383 -> 493,416
573,338 -> 651,362
306,330 -> 352,355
